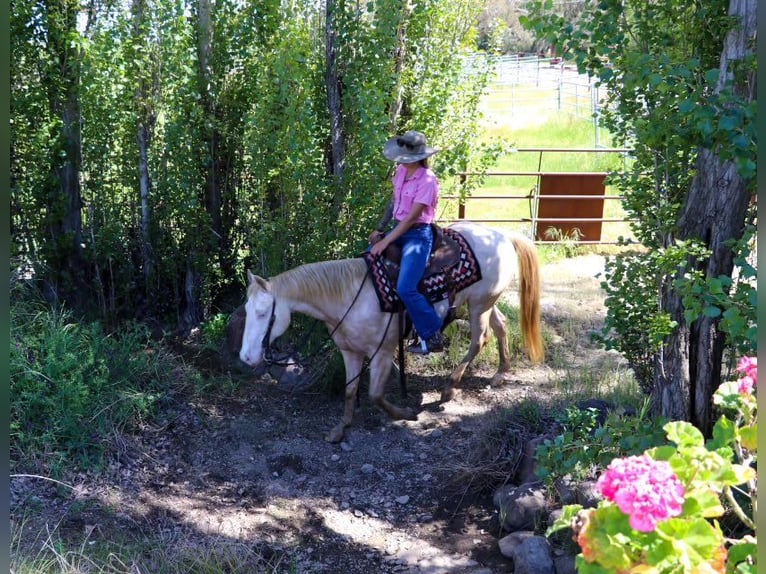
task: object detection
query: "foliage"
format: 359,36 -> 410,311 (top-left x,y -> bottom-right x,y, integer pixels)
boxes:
675,225 -> 757,356
11,0 -> 499,332
10,284 -> 175,474
200,313 -> 230,348
548,357 -> 757,572
594,241 -> 708,392
522,0 -> 757,398
535,401 -> 667,485
542,226 -> 584,259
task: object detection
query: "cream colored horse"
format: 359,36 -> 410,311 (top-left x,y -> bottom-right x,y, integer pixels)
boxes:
239,221 -> 543,442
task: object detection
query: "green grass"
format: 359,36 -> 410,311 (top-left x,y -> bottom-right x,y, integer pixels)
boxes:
439,92 -> 636,245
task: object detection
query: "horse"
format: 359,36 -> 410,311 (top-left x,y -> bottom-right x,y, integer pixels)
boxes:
239,221 -> 544,443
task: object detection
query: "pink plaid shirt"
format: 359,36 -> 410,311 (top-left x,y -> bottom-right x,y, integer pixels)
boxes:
392,164 -> 439,225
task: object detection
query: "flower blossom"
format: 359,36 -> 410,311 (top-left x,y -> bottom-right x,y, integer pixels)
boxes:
736,356 -> 757,395
596,454 -> 685,532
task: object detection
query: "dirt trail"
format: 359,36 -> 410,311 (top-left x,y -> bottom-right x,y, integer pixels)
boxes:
12,254 -> 621,573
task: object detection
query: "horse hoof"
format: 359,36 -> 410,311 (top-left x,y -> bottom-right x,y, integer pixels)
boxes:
325,427 -> 345,443
491,372 -> 512,386
403,409 -> 418,421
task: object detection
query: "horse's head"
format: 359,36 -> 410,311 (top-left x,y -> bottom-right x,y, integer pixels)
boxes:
239,270 -> 290,367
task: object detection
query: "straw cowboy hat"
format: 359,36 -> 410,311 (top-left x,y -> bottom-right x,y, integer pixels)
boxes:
382,131 -> 440,163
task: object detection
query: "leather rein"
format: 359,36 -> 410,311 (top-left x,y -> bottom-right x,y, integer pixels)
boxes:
258,268 -> 403,394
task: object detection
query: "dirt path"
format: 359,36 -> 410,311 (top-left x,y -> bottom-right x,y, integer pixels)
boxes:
12,254 -> 620,573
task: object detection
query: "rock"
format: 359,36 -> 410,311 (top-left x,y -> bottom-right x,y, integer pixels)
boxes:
498,530 -> 535,558
494,482 -> 548,532
574,480 -> 602,508
553,553 -> 578,574
512,536 -> 555,574
395,495 -> 410,505
516,435 -> 554,484
360,464 -> 375,474
554,475 -> 576,505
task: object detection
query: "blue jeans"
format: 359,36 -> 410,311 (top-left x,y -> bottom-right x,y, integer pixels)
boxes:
393,225 -> 443,340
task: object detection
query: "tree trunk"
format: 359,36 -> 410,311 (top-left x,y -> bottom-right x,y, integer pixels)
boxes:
43,0 -> 86,304
388,0 -> 411,132
652,0 -> 756,435
197,0 -> 222,243
325,0 -> 346,195
133,0 -> 156,283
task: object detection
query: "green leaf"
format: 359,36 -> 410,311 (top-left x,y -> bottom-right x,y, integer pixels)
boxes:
652,517 -> 724,566
727,539 -> 757,569
730,463 -> 756,485
664,421 -> 704,447
708,416 -> 735,450
545,504 -> 582,536
704,68 -> 720,84
702,305 -> 721,318
682,489 -> 724,518
739,424 -> 757,452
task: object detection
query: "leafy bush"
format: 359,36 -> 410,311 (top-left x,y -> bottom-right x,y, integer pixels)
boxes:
535,401 -> 668,486
10,289 -> 175,473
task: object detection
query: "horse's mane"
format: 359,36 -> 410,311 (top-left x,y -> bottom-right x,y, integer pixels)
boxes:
272,257 -> 369,303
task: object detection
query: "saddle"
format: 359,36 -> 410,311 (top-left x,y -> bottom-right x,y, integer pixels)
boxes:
381,223 -> 455,287
362,224 -> 483,315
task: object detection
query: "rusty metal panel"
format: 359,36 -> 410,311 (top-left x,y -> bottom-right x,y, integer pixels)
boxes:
535,174 -> 606,241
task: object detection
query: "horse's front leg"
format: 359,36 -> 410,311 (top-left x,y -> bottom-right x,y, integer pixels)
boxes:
368,353 -> 418,422
442,306 -> 492,402
325,349 -> 364,443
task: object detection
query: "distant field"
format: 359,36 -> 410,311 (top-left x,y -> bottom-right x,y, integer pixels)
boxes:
439,82 -> 635,245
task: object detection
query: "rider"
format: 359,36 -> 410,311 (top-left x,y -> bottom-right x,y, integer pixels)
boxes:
368,130 -> 445,354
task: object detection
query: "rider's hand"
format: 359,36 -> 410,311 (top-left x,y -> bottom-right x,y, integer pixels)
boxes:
368,230 -> 385,245
370,239 -> 387,257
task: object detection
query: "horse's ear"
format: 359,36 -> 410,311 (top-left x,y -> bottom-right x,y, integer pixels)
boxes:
246,269 -> 270,291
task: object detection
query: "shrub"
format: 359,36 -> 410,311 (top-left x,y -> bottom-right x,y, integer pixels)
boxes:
535,401 -> 668,486
11,289 -> 175,473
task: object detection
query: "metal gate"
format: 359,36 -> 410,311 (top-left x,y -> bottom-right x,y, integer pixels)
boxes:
438,148 -> 634,245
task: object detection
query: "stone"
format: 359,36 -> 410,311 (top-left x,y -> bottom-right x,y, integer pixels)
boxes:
512,536 -> 555,574
575,479 -> 602,508
498,530 -> 535,558
553,553 -> 578,574
494,482 -> 548,531
516,435 -> 550,484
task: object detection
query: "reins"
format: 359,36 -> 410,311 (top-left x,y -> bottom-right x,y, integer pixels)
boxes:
260,267 -> 398,391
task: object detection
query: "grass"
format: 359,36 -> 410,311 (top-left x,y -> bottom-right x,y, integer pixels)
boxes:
439,92 -> 636,245
11,512 -> 293,574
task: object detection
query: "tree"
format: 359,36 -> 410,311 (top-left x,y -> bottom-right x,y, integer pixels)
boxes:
11,0 -> 499,332
524,0 -> 757,434
654,0 -> 756,433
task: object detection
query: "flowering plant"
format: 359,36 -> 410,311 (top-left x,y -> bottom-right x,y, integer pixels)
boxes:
548,357 -> 757,573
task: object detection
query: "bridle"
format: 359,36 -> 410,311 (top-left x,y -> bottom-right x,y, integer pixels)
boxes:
257,268 -> 392,373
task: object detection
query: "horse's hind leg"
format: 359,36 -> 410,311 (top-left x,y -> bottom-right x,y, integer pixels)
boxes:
368,353 -> 418,422
442,306 -> 493,402
489,304 -> 513,384
326,350 -> 364,443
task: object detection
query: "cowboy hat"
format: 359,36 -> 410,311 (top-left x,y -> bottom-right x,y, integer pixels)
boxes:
382,131 -> 440,163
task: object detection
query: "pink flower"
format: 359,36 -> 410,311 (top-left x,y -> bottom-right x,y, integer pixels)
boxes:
735,356 -> 757,395
596,454 -> 685,532
736,356 -> 757,389
738,375 -> 755,395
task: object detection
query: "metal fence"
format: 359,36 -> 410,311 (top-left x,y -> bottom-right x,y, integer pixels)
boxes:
438,148 -> 636,245
486,54 -> 609,144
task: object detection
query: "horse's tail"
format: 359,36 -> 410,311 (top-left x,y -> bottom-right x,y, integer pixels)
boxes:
510,235 -> 544,364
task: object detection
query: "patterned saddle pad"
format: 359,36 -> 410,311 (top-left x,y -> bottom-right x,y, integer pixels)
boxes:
361,227 -> 482,313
